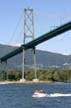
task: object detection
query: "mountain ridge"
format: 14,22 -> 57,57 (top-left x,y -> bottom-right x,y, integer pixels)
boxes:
0,44 -> 71,70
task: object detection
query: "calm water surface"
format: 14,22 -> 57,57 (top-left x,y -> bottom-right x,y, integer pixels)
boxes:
0,83 -> 71,108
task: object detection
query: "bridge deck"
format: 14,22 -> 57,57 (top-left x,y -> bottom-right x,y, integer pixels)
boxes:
0,21 -> 71,61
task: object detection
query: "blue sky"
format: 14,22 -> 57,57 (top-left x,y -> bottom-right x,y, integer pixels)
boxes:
0,0 -> 71,55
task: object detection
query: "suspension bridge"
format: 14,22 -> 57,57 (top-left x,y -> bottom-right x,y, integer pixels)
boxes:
0,9 -> 71,82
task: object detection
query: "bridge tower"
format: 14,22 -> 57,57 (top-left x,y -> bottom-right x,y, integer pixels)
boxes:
20,8 -> 38,82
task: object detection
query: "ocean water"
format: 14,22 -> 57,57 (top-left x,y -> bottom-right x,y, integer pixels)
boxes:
0,83 -> 71,108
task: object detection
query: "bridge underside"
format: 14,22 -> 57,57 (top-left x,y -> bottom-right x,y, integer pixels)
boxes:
0,21 -> 71,62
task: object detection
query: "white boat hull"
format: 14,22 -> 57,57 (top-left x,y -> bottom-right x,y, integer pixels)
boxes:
32,93 -> 48,98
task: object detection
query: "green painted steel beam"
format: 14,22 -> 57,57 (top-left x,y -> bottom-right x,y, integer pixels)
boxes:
25,21 -> 71,49
0,46 -> 23,62
0,21 -> 71,62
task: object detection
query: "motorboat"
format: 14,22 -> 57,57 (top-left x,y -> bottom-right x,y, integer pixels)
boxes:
32,90 -> 71,98
32,90 -> 48,98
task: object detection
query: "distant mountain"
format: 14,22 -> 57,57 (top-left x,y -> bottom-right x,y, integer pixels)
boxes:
0,44 -> 71,71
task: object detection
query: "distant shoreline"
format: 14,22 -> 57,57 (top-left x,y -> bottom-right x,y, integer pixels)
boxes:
0,80 -> 66,84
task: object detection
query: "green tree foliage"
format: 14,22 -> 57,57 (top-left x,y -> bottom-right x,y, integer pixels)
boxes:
0,69 -> 71,82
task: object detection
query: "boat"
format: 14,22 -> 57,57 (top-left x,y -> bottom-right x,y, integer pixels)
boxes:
32,90 -> 48,98
32,90 -> 71,98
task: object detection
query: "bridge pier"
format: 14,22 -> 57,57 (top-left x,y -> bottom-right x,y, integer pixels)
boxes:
0,61 -> 7,81
20,47 -> 26,82
33,47 -> 39,82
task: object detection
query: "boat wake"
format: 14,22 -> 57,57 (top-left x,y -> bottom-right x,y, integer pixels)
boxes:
49,93 -> 71,97
32,93 -> 71,98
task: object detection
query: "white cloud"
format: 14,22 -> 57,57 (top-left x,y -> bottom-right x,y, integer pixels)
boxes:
9,43 -> 21,47
62,52 -> 71,56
